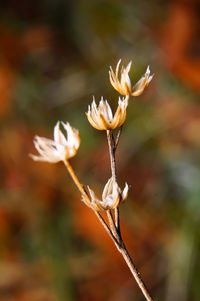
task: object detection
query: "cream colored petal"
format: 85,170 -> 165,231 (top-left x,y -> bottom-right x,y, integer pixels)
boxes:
87,186 -> 98,202
99,98 -> 108,119
115,59 -> 121,78
122,183 -> 129,202
131,66 -> 153,96
120,61 -> 132,94
91,101 -> 107,129
98,98 -> 113,123
124,60 -> 132,74
93,106 -> 109,130
109,59 -> 121,91
62,122 -> 80,150
29,153 -> 60,163
147,73 -> 154,84
54,121 -> 67,145
111,106 -> 122,129
101,195 -> 118,210
104,100 -> 113,121
87,100 -> 104,129
99,113 -> 110,129
86,111 -> 104,130
118,110 -> 127,127
102,177 -> 113,200
33,137 -> 55,155
109,69 -> 118,91
101,178 -> 120,209
31,136 -> 61,163
87,186 -> 102,211
112,99 -> 127,129
91,97 -> 99,118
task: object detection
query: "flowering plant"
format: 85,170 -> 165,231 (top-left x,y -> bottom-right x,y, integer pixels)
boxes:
31,59 -> 154,301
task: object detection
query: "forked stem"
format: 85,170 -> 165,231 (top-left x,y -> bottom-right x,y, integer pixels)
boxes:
106,130 -> 120,232
63,159 -> 120,246
64,151 -> 154,300
106,129 -> 154,301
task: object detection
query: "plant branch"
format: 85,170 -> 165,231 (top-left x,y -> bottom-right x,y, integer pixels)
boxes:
63,158 -> 154,301
64,159 -> 89,205
106,129 -> 121,234
116,240 -> 154,301
106,130 -> 117,182
107,210 -> 120,243
115,125 -> 123,150
63,159 -> 119,246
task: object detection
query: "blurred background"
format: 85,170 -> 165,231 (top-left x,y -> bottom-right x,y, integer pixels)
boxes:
0,0 -> 200,300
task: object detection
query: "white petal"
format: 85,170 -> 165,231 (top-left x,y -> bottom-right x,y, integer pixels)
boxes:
125,61 -> 132,74
102,177 -> 113,200
54,121 -> 67,145
105,100 -> 113,121
122,183 -> 129,201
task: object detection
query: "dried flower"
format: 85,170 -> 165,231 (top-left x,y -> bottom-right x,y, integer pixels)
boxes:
109,59 -> 153,96
86,96 -> 128,130
30,121 -> 80,163
84,177 -> 129,211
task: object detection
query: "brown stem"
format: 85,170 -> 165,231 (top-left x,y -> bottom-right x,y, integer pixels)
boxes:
64,159 -> 89,205
95,211 -> 120,247
117,241 -> 154,301
106,130 -> 117,182
63,159 -> 119,246
63,159 -> 154,301
106,210 -> 120,243
115,125 -> 123,150
106,130 -> 121,234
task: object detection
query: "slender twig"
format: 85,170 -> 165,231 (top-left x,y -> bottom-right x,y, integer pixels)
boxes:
106,130 -> 121,234
106,130 -> 117,182
107,210 -> 120,243
64,129 -> 153,300
115,206 -> 121,237
63,159 -> 119,246
117,241 -> 154,301
106,124 -> 153,301
95,211 -> 120,247
115,125 -> 123,150
64,159 -> 89,204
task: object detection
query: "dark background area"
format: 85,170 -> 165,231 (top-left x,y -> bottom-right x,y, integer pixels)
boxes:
0,0 -> 200,300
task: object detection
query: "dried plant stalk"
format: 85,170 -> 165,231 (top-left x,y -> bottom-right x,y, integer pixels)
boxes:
31,59 -> 154,301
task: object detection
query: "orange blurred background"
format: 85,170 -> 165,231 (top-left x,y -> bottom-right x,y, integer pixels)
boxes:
0,1 -> 200,300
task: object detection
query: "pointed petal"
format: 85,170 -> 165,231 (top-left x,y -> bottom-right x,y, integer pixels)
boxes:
122,183 -> 129,201
115,59 -> 121,78
102,177 -> 113,200
86,111 -> 103,130
131,65 -> 153,96
54,121 -> 67,145
104,100 -> 113,121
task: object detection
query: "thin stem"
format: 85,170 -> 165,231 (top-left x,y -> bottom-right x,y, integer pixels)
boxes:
64,159 -> 89,205
63,159 -> 119,246
115,206 -> 121,238
107,210 -> 120,243
115,125 -> 123,150
106,211 -> 153,300
63,159 -> 153,301
106,129 -> 121,233
106,129 -> 117,182
117,240 -> 154,301
95,211 -> 120,247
